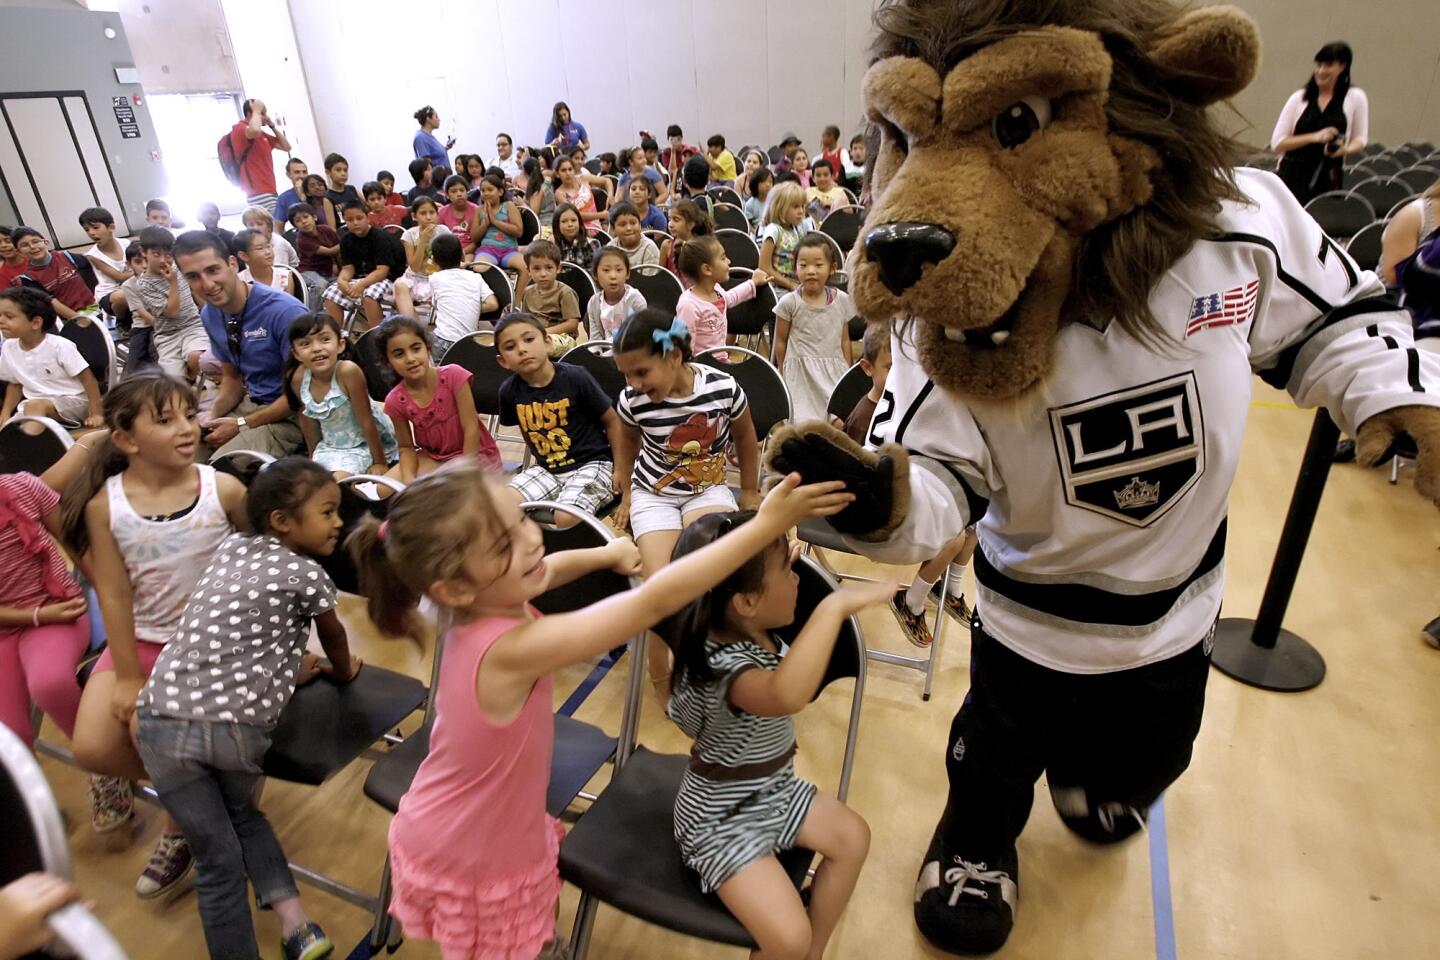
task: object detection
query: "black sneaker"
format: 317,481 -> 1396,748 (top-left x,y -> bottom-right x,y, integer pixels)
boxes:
930,580 -> 971,624
1423,616 -> 1440,650
1333,439 -> 1357,463
914,829 -> 1018,954
281,921 -> 333,960
890,590 -> 933,647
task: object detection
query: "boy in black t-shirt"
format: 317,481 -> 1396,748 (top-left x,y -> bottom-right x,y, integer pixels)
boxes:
321,201 -> 406,330
495,313 -> 622,526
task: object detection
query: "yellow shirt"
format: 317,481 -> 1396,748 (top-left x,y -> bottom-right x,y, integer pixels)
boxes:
710,149 -> 737,182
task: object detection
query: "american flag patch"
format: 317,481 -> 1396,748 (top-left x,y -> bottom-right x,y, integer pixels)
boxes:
1186,279 -> 1259,337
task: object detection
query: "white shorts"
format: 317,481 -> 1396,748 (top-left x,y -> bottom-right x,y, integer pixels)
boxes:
20,393 -> 89,426
510,461 -> 616,517
153,324 -> 210,376
628,483 -> 737,539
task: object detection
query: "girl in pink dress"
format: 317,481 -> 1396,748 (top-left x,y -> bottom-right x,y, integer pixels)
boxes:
552,156 -> 608,237
436,175 -> 481,257
350,463 -> 853,960
378,316 -> 501,480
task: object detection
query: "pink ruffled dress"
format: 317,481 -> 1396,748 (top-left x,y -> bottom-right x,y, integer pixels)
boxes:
387,611 -> 563,959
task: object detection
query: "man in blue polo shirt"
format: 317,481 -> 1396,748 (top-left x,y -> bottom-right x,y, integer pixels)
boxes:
173,229 -> 307,460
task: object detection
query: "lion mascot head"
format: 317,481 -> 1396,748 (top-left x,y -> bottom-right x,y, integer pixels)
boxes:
851,0 -> 1261,400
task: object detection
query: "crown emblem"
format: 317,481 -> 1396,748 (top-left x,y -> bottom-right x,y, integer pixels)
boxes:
1113,476 -> 1160,510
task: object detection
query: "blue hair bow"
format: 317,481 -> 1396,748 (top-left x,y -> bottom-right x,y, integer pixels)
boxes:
651,315 -> 690,353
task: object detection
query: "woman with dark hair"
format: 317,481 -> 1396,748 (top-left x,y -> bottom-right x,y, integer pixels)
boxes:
1270,42 -> 1370,204
412,105 -> 453,169
544,101 -> 589,152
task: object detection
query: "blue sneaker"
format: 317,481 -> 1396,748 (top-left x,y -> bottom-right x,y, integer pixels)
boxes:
282,922 -> 333,960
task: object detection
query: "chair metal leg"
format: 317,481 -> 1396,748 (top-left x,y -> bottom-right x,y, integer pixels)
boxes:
1390,454 -> 1400,484
567,893 -> 598,960
368,855 -> 394,954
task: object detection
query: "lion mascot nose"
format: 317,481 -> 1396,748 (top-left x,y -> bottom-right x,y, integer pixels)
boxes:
863,222 -> 957,294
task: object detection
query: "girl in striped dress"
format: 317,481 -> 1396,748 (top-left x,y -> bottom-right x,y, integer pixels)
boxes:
349,464 -> 854,960
664,512 -> 888,959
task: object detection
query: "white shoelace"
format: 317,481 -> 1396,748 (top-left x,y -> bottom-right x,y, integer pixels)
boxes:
1097,802 -> 1147,836
146,833 -> 187,869
943,860 -> 1010,907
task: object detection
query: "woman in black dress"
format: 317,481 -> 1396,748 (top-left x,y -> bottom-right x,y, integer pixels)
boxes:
1270,42 -> 1370,204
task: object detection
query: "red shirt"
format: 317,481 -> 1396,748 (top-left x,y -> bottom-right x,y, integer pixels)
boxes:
0,259 -> 27,290
386,192 -> 405,207
820,147 -> 844,178
22,254 -> 94,311
229,121 -> 278,196
0,472 -> 80,608
369,206 -> 407,228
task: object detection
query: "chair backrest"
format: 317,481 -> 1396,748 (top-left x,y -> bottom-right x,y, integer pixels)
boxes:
810,230 -> 845,268
1304,191 -> 1374,239
1387,147 -> 1421,168
1387,195 -> 1421,220
1397,167 -> 1439,195
593,229 -> 613,247
560,340 -> 626,402
274,265 -> 308,308
643,229 -> 673,250
473,262 -> 513,324
0,415 -> 72,475
707,186 -> 743,208
1345,219 -> 1388,272
720,267 -> 777,337
558,261 -> 597,307
826,361 -> 873,421
321,474 -> 404,595
57,316 -> 110,393
1358,155 -> 1400,176
584,158 -> 603,175
350,324 -> 401,402
1361,142 -> 1386,157
383,223 -> 405,237
1349,178 -> 1412,219
820,205 -> 866,255
711,202 -> 748,233
439,331 -> 507,415
766,144 -> 782,164
716,227 -> 759,270
593,186 -> 610,213
519,205 -> 542,246
696,346 -> 791,439
629,264 -> 684,315
209,448 -> 275,486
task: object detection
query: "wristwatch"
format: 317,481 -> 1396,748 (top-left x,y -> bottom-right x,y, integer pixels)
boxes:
236,416 -> 248,430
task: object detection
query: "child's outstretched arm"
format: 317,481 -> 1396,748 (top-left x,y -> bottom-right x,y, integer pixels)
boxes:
731,576 -> 896,716
541,537 -> 641,591
487,474 -> 853,683
312,609 -> 361,681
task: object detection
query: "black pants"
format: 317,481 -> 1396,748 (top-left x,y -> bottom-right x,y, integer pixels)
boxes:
940,619 -> 1210,858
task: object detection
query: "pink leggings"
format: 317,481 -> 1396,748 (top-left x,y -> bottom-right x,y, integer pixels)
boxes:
0,619 -> 90,748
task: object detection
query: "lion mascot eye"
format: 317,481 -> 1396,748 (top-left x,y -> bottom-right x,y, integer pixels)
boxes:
992,96 -> 1053,148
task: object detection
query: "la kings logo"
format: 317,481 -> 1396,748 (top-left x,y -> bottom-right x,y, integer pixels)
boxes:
1049,372 -> 1205,527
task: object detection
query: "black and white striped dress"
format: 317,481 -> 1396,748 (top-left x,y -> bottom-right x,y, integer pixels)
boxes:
668,638 -> 817,893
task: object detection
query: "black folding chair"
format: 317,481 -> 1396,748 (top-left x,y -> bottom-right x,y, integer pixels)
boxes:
711,202 -> 748,233
629,264 -> 684,315
559,555 -> 867,957
826,361 -> 873,423
820,205 -> 866,255
57,315 -> 112,393
721,267 -> 777,354
362,501 -> 644,953
696,345 -> 790,443
1304,191 -> 1374,240
210,448 -> 275,486
350,325 -> 400,403
717,228 -> 759,270
439,331 -> 525,466
1396,167 -> 1439,195
473,261 -> 513,325
1356,155 -> 1400,177
0,416 -> 72,475
519,205 -> 542,246
1349,178 -> 1411,221
559,261 -> 597,308
593,229 -> 613,247
707,186 -> 743,208
0,724 -> 129,959
1386,195 -> 1422,220
561,340 -> 626,403
1346,220 -> 1388,272
317,474 -> 404,596
643,229 -> 673,251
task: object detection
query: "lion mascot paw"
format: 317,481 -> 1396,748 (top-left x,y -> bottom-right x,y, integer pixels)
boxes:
1356,406 -> 1440,505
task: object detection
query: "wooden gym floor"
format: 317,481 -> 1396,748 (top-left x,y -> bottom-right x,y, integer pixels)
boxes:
35,382 -> 1440,959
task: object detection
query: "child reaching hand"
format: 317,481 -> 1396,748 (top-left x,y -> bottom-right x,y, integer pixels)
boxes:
773,234 -> 855,421
349,461 -> 853,960
378,316 -> 501,479
675,236 -> 769,352
664,513 -> 886,960
136,457 -> 361,960
283,312 -> 397,478
585,247 -> 647,340
0,288 -> 103,428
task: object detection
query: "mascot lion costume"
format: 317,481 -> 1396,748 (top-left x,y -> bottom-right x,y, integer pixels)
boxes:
770,0 -> 1440,952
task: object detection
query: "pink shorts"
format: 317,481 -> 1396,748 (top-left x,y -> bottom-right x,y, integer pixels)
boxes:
93,639 -> 166,677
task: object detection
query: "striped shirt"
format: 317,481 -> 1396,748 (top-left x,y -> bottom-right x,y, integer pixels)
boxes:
617,364 -> 748,496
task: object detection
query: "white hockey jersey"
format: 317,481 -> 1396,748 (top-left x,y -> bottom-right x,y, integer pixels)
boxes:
852,169 -> 1440,674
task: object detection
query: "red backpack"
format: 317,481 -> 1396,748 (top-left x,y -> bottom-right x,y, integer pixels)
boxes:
217,129 -> 255,187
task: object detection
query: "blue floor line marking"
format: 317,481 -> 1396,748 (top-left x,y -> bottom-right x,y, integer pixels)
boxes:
344,935 -> 371,959
556,647 -> 622,717
1149,796 -> 1178,960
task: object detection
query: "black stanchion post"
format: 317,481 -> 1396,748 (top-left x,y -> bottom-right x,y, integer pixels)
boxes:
1209,409 -> 1334,691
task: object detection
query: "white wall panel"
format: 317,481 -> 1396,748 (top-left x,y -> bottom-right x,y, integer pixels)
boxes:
554,0 -> 635,156
625,0 -> 699,152
6,98 -> 94,247
692,0 -> 769,151
65,95 -> 128,234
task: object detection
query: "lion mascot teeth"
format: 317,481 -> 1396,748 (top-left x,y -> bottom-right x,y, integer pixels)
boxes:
768,0 -> 1440,952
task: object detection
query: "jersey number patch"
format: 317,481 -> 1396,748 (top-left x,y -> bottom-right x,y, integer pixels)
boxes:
1049,372 -> 1206,528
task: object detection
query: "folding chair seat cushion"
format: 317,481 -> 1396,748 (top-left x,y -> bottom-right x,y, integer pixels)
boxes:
558,747 -> 813,947
796,515 -> 851,554
363,715 -> 617,818
264,667 -> 427,785
0,417 -> 72,475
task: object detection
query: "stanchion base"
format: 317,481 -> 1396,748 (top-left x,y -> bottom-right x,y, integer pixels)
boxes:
1209,618 -> 1326,692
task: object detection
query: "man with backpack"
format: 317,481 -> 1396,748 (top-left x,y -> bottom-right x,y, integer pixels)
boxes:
221,99 -> 291,215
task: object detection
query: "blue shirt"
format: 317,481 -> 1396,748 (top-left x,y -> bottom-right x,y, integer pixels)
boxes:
274,187 -> 302,225
618,168 -> 663,196
200,282 -> 308,406
412,129 -> 450,168
544,120 -> 588,149
637,205 -> 668,231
